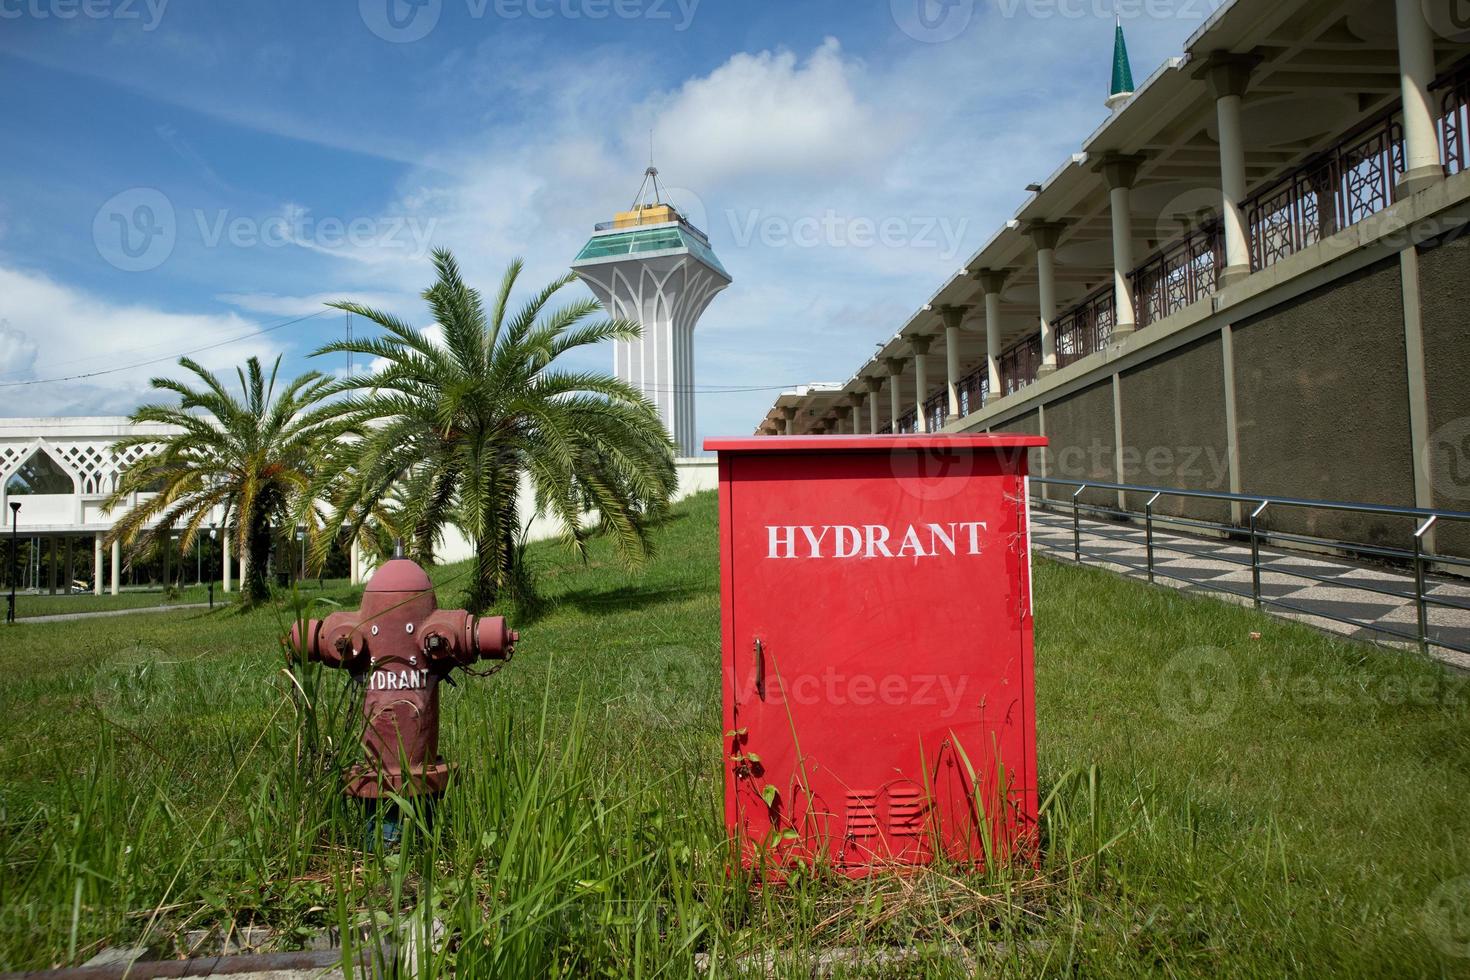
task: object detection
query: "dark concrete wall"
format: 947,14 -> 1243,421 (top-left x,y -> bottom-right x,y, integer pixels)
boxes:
1418,236 -> 1470,556
1119,333 -> 1232,523
991,410 -> 1043,486
1042,380 -> 1117,508
1232,255 -> 1416,547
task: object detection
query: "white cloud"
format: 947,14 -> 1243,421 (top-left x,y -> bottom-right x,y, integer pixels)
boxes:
646,38 -> 899,185
0,265 -> 287,416
218,290 -> 408,318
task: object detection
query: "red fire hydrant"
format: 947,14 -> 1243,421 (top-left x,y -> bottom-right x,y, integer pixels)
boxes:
288,558 -> 517,799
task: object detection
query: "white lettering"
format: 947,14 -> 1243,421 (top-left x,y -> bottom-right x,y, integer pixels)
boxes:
764,521 -> 990,560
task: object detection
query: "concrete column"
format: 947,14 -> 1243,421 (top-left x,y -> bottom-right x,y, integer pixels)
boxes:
885,358 -> 905,431
976,270 -> 1007,399
47,537 -> 56,594
64,537 -> 74,594
939,306 -> 966,419
350,538 -> 361,586
780,406 -> 796,436
848,394 -> 866,435
161,533 -> 171,588
1396,0 -> 1446,194
1027,223 -> 1064,376
1097,154 -> 1145,337
1197,54 -> 1259,287
222,531 -> 232,593
910,337 -> 932,433
109,538 -> 120,596
865,378 -> 882,435
1402,246 -> 1437,519
93,536 -> 102,596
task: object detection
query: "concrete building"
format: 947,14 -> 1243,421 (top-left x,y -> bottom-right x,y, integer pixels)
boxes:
761,0 -> 1470,557
572,169 -> 732,456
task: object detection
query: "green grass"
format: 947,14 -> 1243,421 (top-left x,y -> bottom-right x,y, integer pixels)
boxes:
11,579 -> 350,619
1,490 -> 1468,976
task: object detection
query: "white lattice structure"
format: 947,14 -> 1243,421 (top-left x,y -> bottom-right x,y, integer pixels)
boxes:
0,417 -> 236,596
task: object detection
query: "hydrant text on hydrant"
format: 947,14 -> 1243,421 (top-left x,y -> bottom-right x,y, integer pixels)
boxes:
766,521 -> 989,560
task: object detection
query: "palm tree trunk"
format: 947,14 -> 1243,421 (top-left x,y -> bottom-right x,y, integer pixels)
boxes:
240,516 -> 272,606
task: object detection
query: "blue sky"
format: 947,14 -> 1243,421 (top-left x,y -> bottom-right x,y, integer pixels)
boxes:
0,0 -> 1221,438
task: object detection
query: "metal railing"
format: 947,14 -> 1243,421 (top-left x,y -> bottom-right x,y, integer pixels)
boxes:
1028,476 -> 1470,658
998,334 -> 1042,395
924,390 -> 949,432
956,366 -> 990,418
1436,58 -> 1470,176
1054,285 -> 1115,368
895,410 -> 919,435
1245,109 -> 1405,272
1132,221 -> 1224,328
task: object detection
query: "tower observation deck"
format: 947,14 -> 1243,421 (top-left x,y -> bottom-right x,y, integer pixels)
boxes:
571,168 -> 732,457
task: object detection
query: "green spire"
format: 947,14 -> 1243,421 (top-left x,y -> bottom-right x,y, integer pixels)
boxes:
1109,16 -> 1135,102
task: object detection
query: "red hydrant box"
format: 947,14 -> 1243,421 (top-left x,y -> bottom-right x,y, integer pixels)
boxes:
705,434 -> 1047,875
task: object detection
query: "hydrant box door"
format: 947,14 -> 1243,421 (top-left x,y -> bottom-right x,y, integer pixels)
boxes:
717,444 -> 1037,873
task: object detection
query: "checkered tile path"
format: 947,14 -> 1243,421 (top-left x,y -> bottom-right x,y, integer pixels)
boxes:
1028,506 -> 1470,671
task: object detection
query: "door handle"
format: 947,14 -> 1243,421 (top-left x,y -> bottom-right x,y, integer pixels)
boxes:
753,637 -> 766,700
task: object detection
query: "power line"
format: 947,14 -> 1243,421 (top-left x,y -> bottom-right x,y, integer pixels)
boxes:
0,310 -> 329,389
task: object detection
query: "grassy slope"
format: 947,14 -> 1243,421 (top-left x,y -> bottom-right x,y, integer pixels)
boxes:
0,491 -> 1468,976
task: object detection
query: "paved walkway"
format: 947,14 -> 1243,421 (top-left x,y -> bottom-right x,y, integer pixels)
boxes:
15,602 -> 218,624
1029,505 -> 1470,671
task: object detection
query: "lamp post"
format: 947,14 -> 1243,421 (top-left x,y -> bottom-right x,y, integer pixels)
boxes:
7,502 -> 20,625
209,522 -> 217,610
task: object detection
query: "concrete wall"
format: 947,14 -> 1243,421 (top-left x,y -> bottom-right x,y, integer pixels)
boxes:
1418,235 -> 1470,556
437,457 -> 718,563
989,410 -> 1044,485
1231,255 -> 1417,548
1119,333 -> 1232,523
1040,380 -> 1116,508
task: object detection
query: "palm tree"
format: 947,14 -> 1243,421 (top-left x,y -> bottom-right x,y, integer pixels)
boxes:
313,249 -> 677,611
103,355 -> 341,607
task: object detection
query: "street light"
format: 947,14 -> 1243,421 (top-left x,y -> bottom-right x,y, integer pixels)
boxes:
7,501 -> 20,625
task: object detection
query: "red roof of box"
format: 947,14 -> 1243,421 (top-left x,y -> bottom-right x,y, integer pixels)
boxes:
705,434 -> 1048,453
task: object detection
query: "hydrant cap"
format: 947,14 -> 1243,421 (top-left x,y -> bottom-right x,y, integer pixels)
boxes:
365,558 -> 433,595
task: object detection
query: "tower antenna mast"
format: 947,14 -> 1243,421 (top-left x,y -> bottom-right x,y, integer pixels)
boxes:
631,130 -> 664,210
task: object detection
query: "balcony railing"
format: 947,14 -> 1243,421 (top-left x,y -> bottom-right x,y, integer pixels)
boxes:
1245,109 -> 1405,272
999,335 -> 1042,395
1054,285 -> 1115,368
1132,221 -> 1223,328
1437,59 -> 1470,176
956,367 -> 990,417
922,390 -> 949,431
